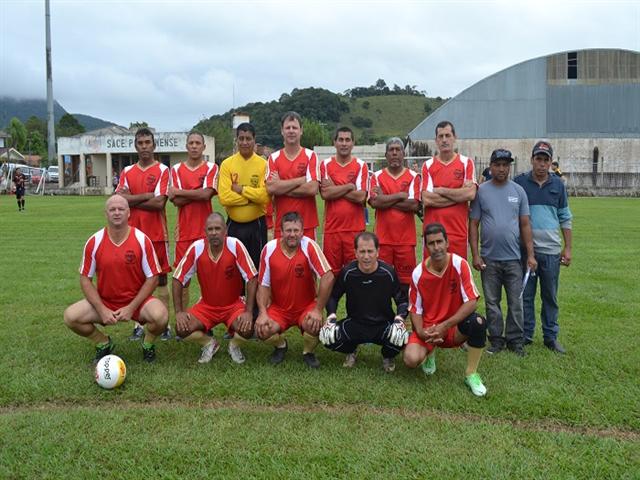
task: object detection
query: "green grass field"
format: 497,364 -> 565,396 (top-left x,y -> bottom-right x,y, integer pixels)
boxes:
0,195 -> 638,479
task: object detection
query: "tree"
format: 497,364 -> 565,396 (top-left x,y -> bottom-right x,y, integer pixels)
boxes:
195,118 -> 234,162
300,118 -> 330,149
129,121 -> 149,129
25,116 -> 47,138
7,117 -> 27,151
56,113 -> 85,138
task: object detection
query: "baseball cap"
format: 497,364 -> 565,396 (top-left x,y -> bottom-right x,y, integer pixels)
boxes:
490,149 -> 514,163
532,141 -> 553,158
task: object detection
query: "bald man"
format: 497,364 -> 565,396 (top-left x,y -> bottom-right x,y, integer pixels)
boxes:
63,195 -> 169,364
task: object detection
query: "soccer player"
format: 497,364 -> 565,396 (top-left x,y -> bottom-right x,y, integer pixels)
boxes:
13,167 -> 26,211
169,131 -> 218,308
368,137 -> 420,306
218,123 -> 270,269
421,121 -> 476,258
321,232 -> 408,372
514,141 -> 573,353
266,111 -> 320,239
172,213 -> 258,364
319,126 -> 368,273
255,211 -> 334,368
404,223 -> 488,397
63,195 -> 168,363
116,127 -> 172,341
469,149 -> 537,356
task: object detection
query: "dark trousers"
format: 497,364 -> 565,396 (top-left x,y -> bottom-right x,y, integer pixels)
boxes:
326,318 -> 401,359
227,216 -> 267,270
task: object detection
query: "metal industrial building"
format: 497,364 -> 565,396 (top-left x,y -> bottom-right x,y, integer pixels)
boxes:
407,49 -> 640,187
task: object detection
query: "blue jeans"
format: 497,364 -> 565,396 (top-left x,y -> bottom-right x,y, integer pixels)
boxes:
522,253 -> 560,342
481,260 -> 524,347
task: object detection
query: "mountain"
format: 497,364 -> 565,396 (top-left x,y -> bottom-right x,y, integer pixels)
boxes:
0,97 -> 118,131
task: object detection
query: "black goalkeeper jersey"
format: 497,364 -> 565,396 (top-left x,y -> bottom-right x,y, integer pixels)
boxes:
326,260 -> 408,325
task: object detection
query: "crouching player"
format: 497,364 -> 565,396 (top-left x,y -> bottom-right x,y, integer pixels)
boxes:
172,212 -> 257,364
404,223 -> 488,396
63,195 -> 168,363
255,211 -> 334,368
319,231 -> 409,372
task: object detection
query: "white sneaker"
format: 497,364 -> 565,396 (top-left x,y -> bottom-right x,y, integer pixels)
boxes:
228,342 -> 246,364
343,352 -> 357,368
198,339 -> 220,364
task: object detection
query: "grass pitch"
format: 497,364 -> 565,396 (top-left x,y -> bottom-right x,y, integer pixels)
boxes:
0,195 -> 638,479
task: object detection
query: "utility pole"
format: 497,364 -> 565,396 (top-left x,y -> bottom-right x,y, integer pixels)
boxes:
45,0 -> 58,186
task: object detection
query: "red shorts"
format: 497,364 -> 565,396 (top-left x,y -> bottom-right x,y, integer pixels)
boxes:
102,296 -> 155,323
174,240 -> 196,268
408,325 -> 462,353
275,227 -> 316,240
378,244 -> 416,284
188,298 -> 246,332
323,231 -> 358,273
267,301 -> 317,332
152,241 -> 172,274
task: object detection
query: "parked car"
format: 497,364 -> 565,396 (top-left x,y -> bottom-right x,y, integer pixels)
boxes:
46,166 -> 59,182
31,168 -> 44,186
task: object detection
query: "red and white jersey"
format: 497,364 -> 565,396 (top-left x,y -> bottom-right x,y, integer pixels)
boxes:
170,161 -> 218,242
266,148 -> 319,232
320,156 -> 368,233
116,162 -> 169,242
79,227 -> 161,306
174,236 -> 257,307
421,154 -> 476,244
259,237 -> 331,313
409,254 -> 480,327
369,168 -> 420,245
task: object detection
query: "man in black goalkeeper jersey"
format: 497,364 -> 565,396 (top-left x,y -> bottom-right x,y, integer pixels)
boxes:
320,231 -> 409,373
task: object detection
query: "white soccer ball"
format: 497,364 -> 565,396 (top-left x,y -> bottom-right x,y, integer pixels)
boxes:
95,354 -> 127,389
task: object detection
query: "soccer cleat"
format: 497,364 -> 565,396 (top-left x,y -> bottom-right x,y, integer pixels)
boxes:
93,337 -> 115,364
228,342 -> 246,364
382,357 -> 395,373
421,353 -> 437,375
270,340 -> 288,365
342,352 -> 357,368
160,327 -> 172,341
485,343 -> 504,355
544,339 -> 566,354
508,343 -> 527,357
302,352 -> 320,369
142,343 -> 156,363
128,325 -> 144,342
465,372 -> 487,397
198,339 -> 220,364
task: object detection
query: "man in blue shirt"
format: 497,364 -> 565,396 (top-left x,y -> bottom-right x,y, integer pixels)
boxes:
470,149 -> 536,356
514,141 -> 573,354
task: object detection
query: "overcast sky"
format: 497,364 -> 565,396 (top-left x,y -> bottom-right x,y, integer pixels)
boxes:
1,0 -> 639,131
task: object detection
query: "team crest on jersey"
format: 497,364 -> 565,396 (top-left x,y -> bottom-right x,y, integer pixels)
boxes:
145,174 -> 157,186
294,263 -> 305,278
453,169 -> 464,180
250,175 -> 259,187
224,265 -> 235,279
124,250 -> 136,264
296,163 -> 306,176
449,279 -> 458,294
346,172 -> 356,183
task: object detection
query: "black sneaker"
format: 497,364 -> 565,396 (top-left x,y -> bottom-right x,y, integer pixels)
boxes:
93,337 -> 115,364
508,343 -> 527,357
129,325 -> 144,342
485,343 -> 504,355
544,339 -> 566,354
142,343 -> 156,363
302,352 -> 320,369
270,340 -> 288,365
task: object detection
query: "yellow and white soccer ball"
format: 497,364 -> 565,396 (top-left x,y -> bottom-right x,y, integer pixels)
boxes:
95,354 -> 127,389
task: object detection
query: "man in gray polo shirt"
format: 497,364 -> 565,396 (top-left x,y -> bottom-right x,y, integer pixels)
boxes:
469,149 -> 537,356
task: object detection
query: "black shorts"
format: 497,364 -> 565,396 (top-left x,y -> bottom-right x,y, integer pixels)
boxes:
15,187 -> 25,198
227,216 -> 267,270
